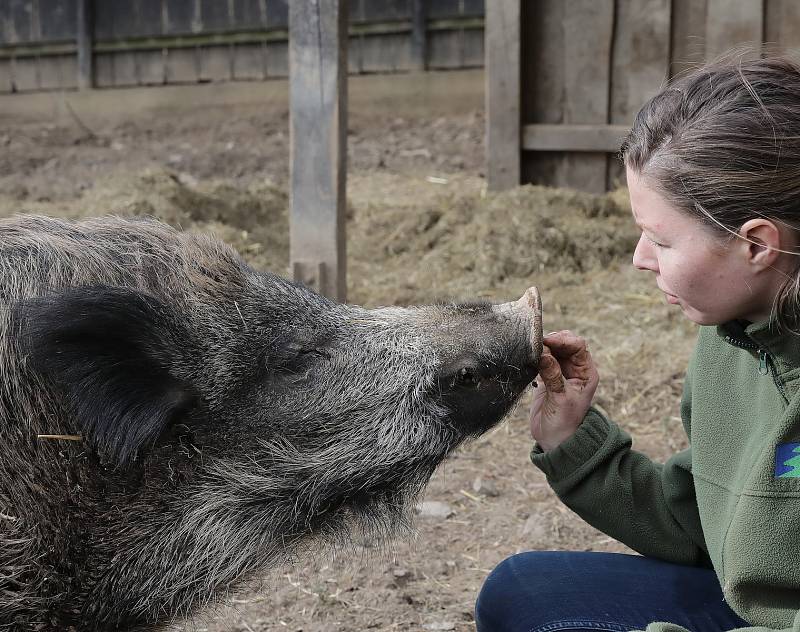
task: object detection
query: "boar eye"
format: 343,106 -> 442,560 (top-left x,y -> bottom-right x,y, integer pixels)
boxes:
285,342 -> 331,360
454,367 -> 478,386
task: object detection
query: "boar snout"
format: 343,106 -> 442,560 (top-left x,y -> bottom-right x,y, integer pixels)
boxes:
495,285 -> 543,370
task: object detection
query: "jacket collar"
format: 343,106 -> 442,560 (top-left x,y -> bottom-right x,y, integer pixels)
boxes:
718,319 -> 800,388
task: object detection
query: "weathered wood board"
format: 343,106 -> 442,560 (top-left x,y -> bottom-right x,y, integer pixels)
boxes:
289,0 -> 347,302
486,0 -> 519,191
498,0 -> 786,192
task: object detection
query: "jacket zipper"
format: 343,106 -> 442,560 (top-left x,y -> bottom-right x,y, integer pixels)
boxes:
724,335 -> 788,401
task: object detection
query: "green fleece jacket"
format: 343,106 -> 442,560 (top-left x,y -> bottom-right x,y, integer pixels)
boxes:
531,320 -> 800,632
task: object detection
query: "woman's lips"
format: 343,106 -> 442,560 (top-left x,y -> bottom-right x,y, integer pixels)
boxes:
664,292 -> 679,304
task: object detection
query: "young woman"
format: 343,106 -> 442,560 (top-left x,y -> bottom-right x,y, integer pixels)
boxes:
475,56 -> 800,632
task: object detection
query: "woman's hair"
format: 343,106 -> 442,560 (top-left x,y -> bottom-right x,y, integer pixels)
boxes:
621,53 -> 800,330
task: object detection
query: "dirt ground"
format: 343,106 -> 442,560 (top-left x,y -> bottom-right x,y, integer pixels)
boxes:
0,70 -> 698,632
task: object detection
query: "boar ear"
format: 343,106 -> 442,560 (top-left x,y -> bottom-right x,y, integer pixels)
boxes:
16,286 -> 197,467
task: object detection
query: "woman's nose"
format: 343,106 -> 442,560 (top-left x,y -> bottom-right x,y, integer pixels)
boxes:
632,234 -> 658,272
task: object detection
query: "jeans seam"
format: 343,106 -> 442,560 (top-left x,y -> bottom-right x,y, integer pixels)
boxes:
529,620 -> 634,632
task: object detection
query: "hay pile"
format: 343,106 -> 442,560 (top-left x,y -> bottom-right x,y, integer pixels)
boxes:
0,168 -> 289,274
1,168 -> 638,309
346,174 -> 637,305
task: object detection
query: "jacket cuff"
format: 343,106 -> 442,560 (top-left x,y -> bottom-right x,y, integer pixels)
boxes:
530,407 -> 614,481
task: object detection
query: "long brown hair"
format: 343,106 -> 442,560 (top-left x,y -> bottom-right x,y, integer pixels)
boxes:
621,54 -> 800,331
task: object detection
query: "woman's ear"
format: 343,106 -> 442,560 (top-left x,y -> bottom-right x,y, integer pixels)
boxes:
738,218 -> 783,270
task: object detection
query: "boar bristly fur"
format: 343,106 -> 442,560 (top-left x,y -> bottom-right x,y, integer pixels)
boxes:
0,215 -> 540,631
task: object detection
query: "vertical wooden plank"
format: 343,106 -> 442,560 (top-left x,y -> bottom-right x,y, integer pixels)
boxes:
92,0 -> 114,40
200,0 -> 230,31
137,49 -> 166,85
165,48 -> 198,83
38,53 -> 70,89
41,0 -> 78,42
192,0 -> 203,32
463,0 -> 484,16
0,59 -> 14,93
76,0 -> 93,90
428,0 -> 459,19
265,40 -> 288,77
360,33 -> 408,72
11,0 -> 32,44
608,0 -> 671,187
428,29 -> 461,68
199,46 -> 231,81
93,52 -> 114,87
59,53 -> 78,89
11,57 -> 39,91
485,0 -> 519,191
363,0 -> 407,21
166,0 -> 195,34
705,0 -> 764,60
136,0 -> 164,36
520,0 -> 564,187
462,28 -> 483,68
560,0 -> 614,193
764,0 -> 800,52
111,52 -> 138,86
266,0 -> 289,28
670,0 -> 707,78
348,34 -> 363,73
232,42 -> 266,80
411,0 -> 427,71
0,2 -> 19,45
30,0 -> 42,45
0,60 -> 13,93
289,0 -> 348,301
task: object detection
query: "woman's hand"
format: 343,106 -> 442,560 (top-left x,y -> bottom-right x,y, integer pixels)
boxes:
530,330 -> 600,451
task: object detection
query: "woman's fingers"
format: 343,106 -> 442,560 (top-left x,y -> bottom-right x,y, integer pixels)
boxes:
537,350 -> 565,393
542,330 -> 596,382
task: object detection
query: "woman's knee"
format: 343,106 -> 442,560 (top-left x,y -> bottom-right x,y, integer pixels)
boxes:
475,551 -> 558,631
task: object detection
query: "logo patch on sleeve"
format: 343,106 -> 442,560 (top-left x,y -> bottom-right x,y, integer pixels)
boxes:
775,443 -> 800,478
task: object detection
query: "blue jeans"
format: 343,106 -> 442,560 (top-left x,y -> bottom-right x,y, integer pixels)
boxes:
475,551 -> 750,632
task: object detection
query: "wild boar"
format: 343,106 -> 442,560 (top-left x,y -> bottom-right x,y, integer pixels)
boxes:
0,214 -> 542,631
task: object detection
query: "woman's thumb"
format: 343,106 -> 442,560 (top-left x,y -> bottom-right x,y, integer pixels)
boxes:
538,352 -> 565,394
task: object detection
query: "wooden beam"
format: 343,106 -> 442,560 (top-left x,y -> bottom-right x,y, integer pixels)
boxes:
76,0 -> 94,89
0,17 -> 484,60
289,0 -> 347,302
485,0 -> 520,191
522,124 -> 629,152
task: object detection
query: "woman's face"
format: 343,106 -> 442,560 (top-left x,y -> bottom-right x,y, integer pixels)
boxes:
627,167 -> 780,325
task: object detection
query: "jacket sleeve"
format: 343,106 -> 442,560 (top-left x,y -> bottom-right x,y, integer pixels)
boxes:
642,610 -> 800,632
530,383 -> 709,566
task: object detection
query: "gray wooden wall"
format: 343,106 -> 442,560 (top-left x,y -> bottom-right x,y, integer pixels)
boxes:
488,0 -> 800,194
0,0 -> 484,93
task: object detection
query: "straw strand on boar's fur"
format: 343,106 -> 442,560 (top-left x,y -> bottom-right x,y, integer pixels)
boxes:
0,215 -> 540,631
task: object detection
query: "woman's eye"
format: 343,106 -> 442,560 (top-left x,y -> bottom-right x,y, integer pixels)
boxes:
645,234 -> 665,248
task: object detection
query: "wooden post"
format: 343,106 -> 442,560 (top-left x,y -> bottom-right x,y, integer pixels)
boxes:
485,0 -> 520,191
289,0 -> 348,302
76,0 -> 94,90
411,0 -> 427,71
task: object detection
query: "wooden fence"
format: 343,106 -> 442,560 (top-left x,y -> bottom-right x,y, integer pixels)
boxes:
0,0 -> 484,93
487,0 -> 800,193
